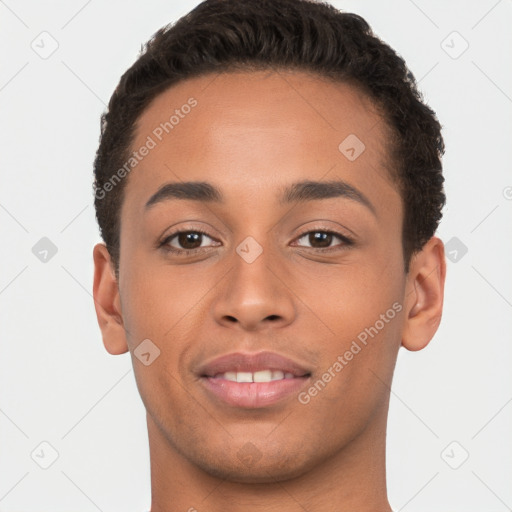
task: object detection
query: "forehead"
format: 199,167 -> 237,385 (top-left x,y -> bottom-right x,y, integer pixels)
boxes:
124,70 -> 398,216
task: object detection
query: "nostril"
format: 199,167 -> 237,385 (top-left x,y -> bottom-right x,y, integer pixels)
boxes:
266,315 -> 280,321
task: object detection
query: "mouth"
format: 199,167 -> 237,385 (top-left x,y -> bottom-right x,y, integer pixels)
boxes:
197,351 -> 312,408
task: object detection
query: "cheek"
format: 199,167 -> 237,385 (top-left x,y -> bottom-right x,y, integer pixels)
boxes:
120,246 -> 200,343
119,256 -> 217,403
291,254 -> 405,403
119,265 -> 201,422
295,302 -> 404,445
290,250 -> 404,337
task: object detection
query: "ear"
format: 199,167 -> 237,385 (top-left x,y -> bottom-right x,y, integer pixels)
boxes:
402,236 -> 446,351
92,243 -> 129,355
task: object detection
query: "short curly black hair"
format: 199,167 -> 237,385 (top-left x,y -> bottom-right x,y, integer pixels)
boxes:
93,0 -> 445,275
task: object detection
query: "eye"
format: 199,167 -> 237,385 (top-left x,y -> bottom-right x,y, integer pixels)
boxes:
293,230 -> 354,251
160,229 -> 220,254
159,227 -> 354,256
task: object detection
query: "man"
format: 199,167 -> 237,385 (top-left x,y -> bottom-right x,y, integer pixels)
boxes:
92,0 -> 446,510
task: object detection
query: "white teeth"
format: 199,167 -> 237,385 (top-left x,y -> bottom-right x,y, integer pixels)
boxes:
217,369 -> 295,382
253,370 -> 273,382
236,371 -> 253,383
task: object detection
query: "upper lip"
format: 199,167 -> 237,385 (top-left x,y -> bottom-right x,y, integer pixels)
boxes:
197,351 -> 312,378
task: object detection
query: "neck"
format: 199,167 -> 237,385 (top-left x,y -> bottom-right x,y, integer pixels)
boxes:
147,403 -> 392,512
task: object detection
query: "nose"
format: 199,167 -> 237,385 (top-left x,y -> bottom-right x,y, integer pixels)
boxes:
212,246 -> 296,332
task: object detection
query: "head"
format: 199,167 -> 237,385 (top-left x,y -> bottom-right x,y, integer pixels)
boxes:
92,0 -> 446,484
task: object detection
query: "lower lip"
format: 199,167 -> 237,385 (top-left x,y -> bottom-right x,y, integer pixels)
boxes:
200,376 -> 310,408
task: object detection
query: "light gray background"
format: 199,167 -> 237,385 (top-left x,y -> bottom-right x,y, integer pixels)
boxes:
1,1 -> 511,511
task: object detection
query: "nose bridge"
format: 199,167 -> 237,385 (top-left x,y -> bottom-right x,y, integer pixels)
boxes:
212,236 -> 296,330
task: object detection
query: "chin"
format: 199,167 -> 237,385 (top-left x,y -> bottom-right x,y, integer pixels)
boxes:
190,443 -> 318,484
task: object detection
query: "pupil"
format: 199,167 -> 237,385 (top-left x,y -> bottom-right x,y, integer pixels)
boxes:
179,232 -> 201,249
310,232 -> 331,248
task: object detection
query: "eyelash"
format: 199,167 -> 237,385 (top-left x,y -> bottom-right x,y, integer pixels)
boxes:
159,227 -> 355,256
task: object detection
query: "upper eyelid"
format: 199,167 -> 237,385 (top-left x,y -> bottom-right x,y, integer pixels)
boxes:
295,227 -> 350,239
292,230 -> 352,247
163,228 -> 218,245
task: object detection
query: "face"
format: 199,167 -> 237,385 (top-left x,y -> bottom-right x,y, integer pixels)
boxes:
112,70 -> 408,482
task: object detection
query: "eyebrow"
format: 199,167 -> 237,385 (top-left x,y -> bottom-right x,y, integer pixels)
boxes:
145,179 -> 376,216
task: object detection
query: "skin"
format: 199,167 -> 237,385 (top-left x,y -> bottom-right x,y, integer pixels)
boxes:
93,70 -> 446,512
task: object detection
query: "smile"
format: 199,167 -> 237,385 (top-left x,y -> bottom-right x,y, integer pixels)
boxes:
197,351 -> 312,408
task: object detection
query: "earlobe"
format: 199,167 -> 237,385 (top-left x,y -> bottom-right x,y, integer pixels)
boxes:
401,236 -> 446,352
92,243 -> 129,355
